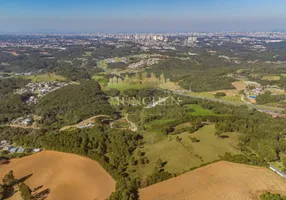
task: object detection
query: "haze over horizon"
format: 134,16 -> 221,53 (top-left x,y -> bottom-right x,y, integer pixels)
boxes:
0,0 -> 286,33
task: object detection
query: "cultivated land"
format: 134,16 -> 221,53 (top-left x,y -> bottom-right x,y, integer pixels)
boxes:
139,161 -> 286,200
135,125 -> 239,176
0,151 -> 115,200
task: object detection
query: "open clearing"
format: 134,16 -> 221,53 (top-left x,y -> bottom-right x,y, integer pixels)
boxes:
92,75 -> 109,85
262,75 -> 281,81
60,114 -> 110,131
207,81 -> 246,96
9,51 -> 20,56
139,161 -> 286,200
135,125 -> 239,176
190,81 -> 245,103
0,151 -> 115,200
23,73 -> 66,82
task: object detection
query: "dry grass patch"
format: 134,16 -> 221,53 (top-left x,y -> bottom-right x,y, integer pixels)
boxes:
262,76 -> 281,81
139,161 -> 286,200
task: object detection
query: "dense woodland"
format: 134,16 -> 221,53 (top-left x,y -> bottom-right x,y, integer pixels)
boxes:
0,78 -> 31,124
36,80 -> 118,127
148,58 -> 236,92
256,91 -> 286,105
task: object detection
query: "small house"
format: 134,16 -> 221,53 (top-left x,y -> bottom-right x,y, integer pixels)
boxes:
10,147 -> 19,153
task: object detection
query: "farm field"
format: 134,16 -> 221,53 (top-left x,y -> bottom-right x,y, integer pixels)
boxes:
139,161 -> 286,200
134,125 -> 239,177
23,73 -> 66,82
0,151 -> 115,200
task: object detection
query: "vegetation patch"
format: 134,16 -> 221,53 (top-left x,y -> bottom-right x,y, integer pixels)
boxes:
187,104 -> 218,116
137,125 -> 239,176
23,73 -> 66,82
262,75 -> 281,81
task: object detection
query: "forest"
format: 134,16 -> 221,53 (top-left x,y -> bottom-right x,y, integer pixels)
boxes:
36,80 -> 118,127
0,78 -> 31,124
147,58 -> 236,92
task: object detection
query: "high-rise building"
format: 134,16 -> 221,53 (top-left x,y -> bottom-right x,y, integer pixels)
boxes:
187,36 -> 198,43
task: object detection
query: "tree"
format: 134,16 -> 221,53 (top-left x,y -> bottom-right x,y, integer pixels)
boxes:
136,150 -> 143,157
129,157 -> 136,166
2,170 -> 15,186
0,184 -> 4,200
190,137 -> 200,143
156,158 -> 164,169
19,183 -> 32,200
215,92 -> 226,98
260,192 -> 286,200
215,131 -> 222,138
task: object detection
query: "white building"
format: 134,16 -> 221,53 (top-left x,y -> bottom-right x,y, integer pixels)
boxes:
188,36 -> 198,43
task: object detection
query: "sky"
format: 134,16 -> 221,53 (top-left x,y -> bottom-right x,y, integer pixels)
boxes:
0,0 -> 286,33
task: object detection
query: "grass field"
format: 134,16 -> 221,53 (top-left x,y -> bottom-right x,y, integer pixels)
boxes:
111,118 -> 130,129
134,125 -> 239,177
84,51 -> 92,56
92,75 -> 109,85
108,82 -> 153,91
139,161 -> 286,200
0,151 -> 115,200
200,81 -> 245,101
146,119 -> 176,127
270,161 -> 284,171
23,73 -> 66,82
262,75 -> 281,81
221,95 -> 242,102
98,60 -> 108,69
187,104 -> 218,116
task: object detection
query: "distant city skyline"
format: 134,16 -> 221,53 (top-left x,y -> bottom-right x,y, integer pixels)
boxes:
0,0 -> 286,33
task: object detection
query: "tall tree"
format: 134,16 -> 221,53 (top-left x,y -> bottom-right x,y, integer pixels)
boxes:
19,183 -> 32,200
2,170 -> 15,186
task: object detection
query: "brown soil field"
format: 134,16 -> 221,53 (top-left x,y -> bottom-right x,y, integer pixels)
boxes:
0,151 -> 115,200
139,161 -> 286,200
